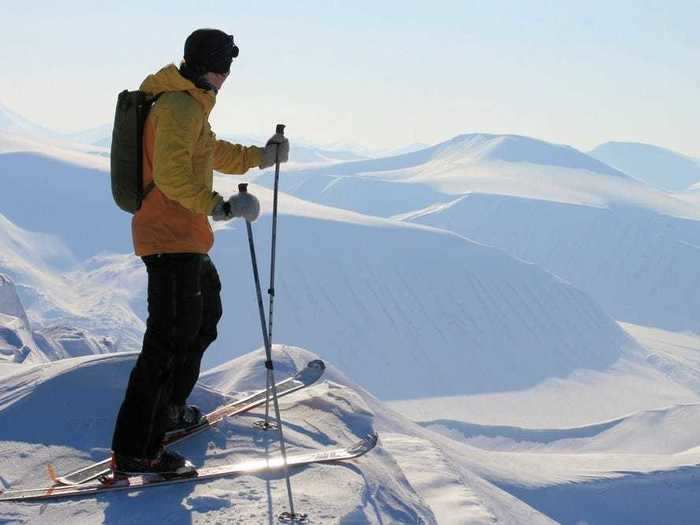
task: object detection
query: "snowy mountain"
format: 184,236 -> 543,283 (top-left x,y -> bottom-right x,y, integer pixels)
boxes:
0,151 -> 128,258
0,274 -> 29,325
210,177 -> 637,400
0,102 -> 110,166
0,213 -> 143,357
73,127 -> 368,166
0,101 -> 366,168
251,133 -> 700,218
0,139 -> 639,400
405,192 -> 700,332
589,141 -> 700,191
3,118 -> 700,521
0,348 -> 438,523
266,133 -> 700,220
2,344 -> 700,524
0,271 -> 116,364
0,274 -> 44,363
0,100 -> 56,140
249,133 -> 700,333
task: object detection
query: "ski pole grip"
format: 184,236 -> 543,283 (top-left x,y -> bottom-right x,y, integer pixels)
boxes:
238,183 -> 248,193
276,124 -> 285,136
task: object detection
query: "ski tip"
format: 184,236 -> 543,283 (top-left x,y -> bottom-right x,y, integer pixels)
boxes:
348,432 -> 379,456
295,360 -> 326,385
366,432 -> 379,447
47,464 -> 58,483
306,359 -> 326,370
307,359 -> 325,371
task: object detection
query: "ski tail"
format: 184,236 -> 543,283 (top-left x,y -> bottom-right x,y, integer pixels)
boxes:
47,464 -> 58,484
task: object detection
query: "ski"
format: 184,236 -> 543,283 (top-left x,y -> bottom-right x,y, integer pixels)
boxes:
53,359 -> 326,486
0,433 -> 378,502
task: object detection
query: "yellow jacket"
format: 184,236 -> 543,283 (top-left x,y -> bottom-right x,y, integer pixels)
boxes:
132,64 -> 262,256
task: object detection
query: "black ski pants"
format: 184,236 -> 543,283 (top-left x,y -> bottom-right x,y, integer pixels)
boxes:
112,253 -> 223,459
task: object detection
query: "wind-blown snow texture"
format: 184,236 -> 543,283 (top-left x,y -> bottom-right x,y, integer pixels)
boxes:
2,109 -> 700,523
251,133 -> 700,333
0,348 -> 440,524
210,181 -> 634,399
0,145 -> 636,399
3,345 -> 699,525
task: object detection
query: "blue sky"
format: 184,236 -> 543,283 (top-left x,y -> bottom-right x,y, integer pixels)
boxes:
2,1 -> 698,155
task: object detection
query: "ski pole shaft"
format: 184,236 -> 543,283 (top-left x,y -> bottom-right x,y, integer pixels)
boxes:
240,184 -> 272,357
241,186 -> 297,518
268,123 -> 285,342
264,124 -> 285,427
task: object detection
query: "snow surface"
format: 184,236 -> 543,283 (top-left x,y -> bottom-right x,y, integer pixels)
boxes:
589,141 -> 700,191
0,102 -> 366,170
0,147 -> 637,400
251,133 -> 700,220
405,192 -> 700,332
0,214 -> 143,357
4,344 -> 699,524
248,132 -> 700,338
0,152 -> 129,258
2,112 -> 700,522
210,178 -> 635,400
0,131 -> 109,172
0,347 -> 440,524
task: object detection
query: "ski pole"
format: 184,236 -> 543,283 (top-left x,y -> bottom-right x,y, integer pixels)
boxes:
240,183 -> 305,524
262,123 -> 285,430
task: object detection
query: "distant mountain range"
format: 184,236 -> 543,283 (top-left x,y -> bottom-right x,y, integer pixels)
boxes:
0,143 -> 633,399
0,100 -> 373,166
250,132 -> 700,333
589,141 -> 700,191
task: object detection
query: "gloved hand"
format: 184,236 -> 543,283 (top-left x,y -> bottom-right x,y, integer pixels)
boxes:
228,191 -> 260,222
211,197 -> 231,221
260,132 -> 290,169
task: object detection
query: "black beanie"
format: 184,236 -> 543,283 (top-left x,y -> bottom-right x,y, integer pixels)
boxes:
183,28 -> 239,75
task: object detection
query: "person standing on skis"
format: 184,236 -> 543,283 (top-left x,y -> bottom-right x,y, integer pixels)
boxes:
111,28 -> 290,475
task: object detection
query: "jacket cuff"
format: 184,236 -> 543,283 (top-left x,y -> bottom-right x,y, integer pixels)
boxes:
250,146 -> 264,169
208,193 -> 224,215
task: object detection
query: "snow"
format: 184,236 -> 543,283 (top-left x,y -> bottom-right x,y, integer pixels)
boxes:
0,214 -> 143,357
0,101 -> 366,170
0,149 -> 638,400
0,347 -> 438,524
0,152 -> 130,258
589,141 -> 700,191
209,179 -> 635,400
405,193 -> 700,332
388,355 -> 699,429
251,133 -> 700,221
382,433 -> 498,524
0,131 -> 109,171
3,136 -> 639,400
2,107 -> 700,522
245,133 -> 700,335
0,269 -> 115,364
0,274 -> 29,326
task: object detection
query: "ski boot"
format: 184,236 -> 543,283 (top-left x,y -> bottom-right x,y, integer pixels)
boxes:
164,404 -> 207,434
111,449 -> 195,479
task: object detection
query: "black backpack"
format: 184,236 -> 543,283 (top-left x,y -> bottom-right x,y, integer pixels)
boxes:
110,90 -> 161,213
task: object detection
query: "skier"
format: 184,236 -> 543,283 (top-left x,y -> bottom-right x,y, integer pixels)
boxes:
110,28 -> 290,476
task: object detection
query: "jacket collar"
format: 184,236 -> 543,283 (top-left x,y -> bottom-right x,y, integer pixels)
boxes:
140,64 -> 216,114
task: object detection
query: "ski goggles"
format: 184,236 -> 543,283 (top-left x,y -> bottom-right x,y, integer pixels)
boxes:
209,34 -> 239,59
